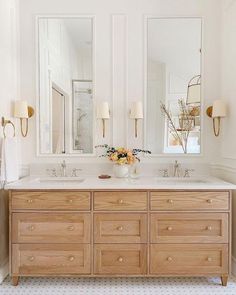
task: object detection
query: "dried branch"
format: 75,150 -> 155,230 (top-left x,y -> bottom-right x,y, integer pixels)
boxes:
160,99 -> 194,154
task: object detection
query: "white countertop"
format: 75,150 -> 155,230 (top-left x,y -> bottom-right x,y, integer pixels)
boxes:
5,175 -> 236,190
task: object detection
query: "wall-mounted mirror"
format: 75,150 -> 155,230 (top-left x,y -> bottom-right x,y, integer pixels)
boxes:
145,18 -> 202,154
38,17 -> 94,155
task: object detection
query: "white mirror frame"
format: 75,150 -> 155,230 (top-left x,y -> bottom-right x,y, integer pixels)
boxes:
35,14 -> 96,157
143,15 -> 204,157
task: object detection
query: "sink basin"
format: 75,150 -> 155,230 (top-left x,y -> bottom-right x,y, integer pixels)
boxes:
37,177 -> 85,183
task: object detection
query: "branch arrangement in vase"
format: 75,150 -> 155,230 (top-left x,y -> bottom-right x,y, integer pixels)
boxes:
160,99 -> 197,154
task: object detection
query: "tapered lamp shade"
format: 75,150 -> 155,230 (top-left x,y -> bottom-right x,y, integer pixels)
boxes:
14,100 -> 29,118
97,102 -> 110,119
187,84 -> 201,104
212,100 -> 227,118
130,102 -> 143,119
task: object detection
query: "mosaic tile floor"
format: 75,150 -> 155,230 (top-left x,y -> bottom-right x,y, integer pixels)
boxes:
1,276 -> 236,295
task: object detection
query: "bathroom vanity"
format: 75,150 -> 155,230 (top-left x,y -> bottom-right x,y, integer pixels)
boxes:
7,177 -> 233,286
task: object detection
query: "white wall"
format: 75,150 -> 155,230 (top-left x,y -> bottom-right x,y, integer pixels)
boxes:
19,0 -> 222,165
0,0 -> 19,283
212,0 -> 236,271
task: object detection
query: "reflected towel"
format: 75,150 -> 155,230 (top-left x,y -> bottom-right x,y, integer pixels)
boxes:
1,137 -> 19,183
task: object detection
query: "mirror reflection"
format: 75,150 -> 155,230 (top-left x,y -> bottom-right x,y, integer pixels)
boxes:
146,18 -> 202,154
38,17 -> 93,154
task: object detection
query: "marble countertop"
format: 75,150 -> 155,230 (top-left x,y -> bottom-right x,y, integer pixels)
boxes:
5,175 -> 236,190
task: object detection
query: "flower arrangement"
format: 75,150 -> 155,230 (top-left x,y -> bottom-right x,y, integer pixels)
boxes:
96,145 -> 151,165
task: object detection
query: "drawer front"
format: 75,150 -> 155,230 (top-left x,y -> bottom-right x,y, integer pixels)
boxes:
11,191 -> 91,210
94,244 -> 147,274
12,244 -> 91,275
94,192 -> 147,211
94,213 -> 147,243
150,191 -> 229,211
12,213 -> 91,243
150,213 -> 228,243
150,244 -> 228,275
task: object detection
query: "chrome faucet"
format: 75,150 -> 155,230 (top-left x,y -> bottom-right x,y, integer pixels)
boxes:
173,160 -> 181,177
61,160 -> 67,177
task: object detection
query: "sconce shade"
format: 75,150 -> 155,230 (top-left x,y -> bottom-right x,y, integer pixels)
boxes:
186,75 -> 201,105
212,100 -> 227,118
14,100 -> 29,118
97,102 -> 110,119
130,101 -> 143,119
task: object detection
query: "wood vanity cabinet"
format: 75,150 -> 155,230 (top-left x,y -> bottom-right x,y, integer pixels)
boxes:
9,189 -> 231,286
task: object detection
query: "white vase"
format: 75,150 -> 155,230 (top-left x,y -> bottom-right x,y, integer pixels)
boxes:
113,164 -> 129,178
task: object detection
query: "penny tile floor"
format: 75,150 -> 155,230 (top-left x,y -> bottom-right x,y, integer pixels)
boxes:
1,276 -> 236,295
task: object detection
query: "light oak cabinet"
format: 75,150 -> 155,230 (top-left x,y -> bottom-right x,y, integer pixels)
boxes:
9,189 -> 231,286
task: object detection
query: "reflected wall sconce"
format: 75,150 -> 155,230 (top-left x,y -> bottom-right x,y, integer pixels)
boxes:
206,100 -> 227,137
97,102 -> 110,138
14,100 -> 34,137
130,101 -> 143,138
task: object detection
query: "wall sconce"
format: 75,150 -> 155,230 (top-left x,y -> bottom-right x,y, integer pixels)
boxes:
206,100 -> 227,137
130,101 -> 143,138
97,102 -> 110,138
14,100 -> 34,137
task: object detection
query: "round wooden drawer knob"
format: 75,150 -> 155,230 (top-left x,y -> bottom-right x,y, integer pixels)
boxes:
167,226 -> 173,231
117,226 -> 124,231
117,199 -> 124,204
167,256 -> 173,262
207,257 -> 212,262
69,256 -> 75,262
118,257 -> 123,262
206,226 -> 212,231
167,199 -> 174,204
27,199 -> 33,203
68,225 -> 75,231
29,225 -> 35,231
68,199 -> 73,204
207,199 -> 213,204
29,256 -> 35,262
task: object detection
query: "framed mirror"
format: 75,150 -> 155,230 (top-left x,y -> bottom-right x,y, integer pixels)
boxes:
37,16 -> 94,155
145,17 -> 202,155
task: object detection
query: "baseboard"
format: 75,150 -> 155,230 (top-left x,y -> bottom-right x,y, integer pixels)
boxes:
232,256 -> 236,276
0,260 -> 9,284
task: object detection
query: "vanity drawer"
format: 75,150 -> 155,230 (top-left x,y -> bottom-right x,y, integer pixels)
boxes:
12,213 -> 91,243
94,192 -> 147,211
94,244 -> 147,275
11,191 -> 91,210
94,213 -> 147,243
150,191 -> 229,211
12,244 -> 91,275
150,244 -> 228,275
150,213 -> 228,243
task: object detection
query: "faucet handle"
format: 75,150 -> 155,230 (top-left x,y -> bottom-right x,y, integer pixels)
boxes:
159,169 -> 169,178
184,169 -> 194,178
46,168 -> 57,177
71,168 -> 82,177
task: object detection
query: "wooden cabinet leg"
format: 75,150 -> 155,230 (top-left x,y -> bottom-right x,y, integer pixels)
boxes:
221,275 -> 228,286
12,276 -> 19,286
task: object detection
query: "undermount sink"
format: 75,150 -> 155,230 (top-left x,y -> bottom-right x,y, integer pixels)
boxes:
36,177 -> 85,183
155,177 -> 208,184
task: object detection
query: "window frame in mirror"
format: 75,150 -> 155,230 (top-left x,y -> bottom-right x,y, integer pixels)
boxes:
143,16 -> 203,157
35,15 -> 96,157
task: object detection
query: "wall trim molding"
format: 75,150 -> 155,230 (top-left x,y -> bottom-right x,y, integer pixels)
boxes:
0,260 -> 9,284
210,163 -> 236,174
